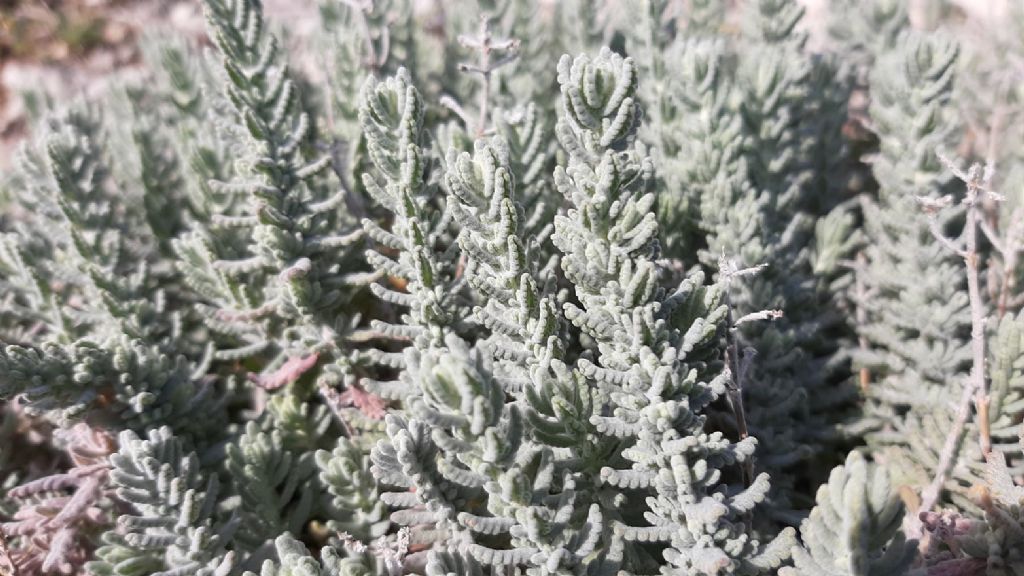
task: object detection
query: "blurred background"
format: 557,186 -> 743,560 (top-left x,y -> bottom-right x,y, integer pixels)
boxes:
0,0 -> 1017,167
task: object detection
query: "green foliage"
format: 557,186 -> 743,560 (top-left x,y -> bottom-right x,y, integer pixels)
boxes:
851,31 -> 976,505
4,2 -> 1024,576
88,426 -> 238,576
244,534 -> 351,576
226,421 -> 319,551
624,0 -> 860,518
185,0 -> 366,366
552,47 -> 794,574
0,336 -> 227,438
828,0 -> 908,79
781,451 -> 916,576
316,438 -> 389,541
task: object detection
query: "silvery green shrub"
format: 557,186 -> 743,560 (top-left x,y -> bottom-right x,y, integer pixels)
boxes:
3,1 -> 1024,575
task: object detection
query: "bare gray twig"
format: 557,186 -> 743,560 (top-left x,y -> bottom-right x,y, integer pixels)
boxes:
915,155 -> 998,535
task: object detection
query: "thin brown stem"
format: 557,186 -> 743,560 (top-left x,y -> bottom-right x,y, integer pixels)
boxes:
965,203 -> 992,457
855,251 -> 871,392
915,159 -> 997,533
723,341 -> 753,488
717,258 -> 779,493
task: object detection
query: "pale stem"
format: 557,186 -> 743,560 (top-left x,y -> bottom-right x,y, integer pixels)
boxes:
914,158 -> 997,541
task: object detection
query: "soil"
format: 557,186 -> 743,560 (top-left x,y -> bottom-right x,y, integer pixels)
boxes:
0,0 -> 317,168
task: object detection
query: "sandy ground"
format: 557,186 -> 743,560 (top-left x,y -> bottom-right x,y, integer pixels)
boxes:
0,0 -> 320,167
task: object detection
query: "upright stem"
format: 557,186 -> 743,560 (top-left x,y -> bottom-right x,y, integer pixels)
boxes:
452,16 -> 519,137
476,20 -> 492,138
915,160 -> 994,535
964,199 -> 992,456
855,251 -> 871,393
718,259 -> 779,491
722,299 -> 754,534
723,331 -> 754,489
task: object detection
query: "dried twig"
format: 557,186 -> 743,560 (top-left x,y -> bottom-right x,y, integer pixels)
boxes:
978,200 -> 1024,320
915,156 -> 998,531
718,257 -> 781,492
442,15 -> 519,137
853,252 -> 871,392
